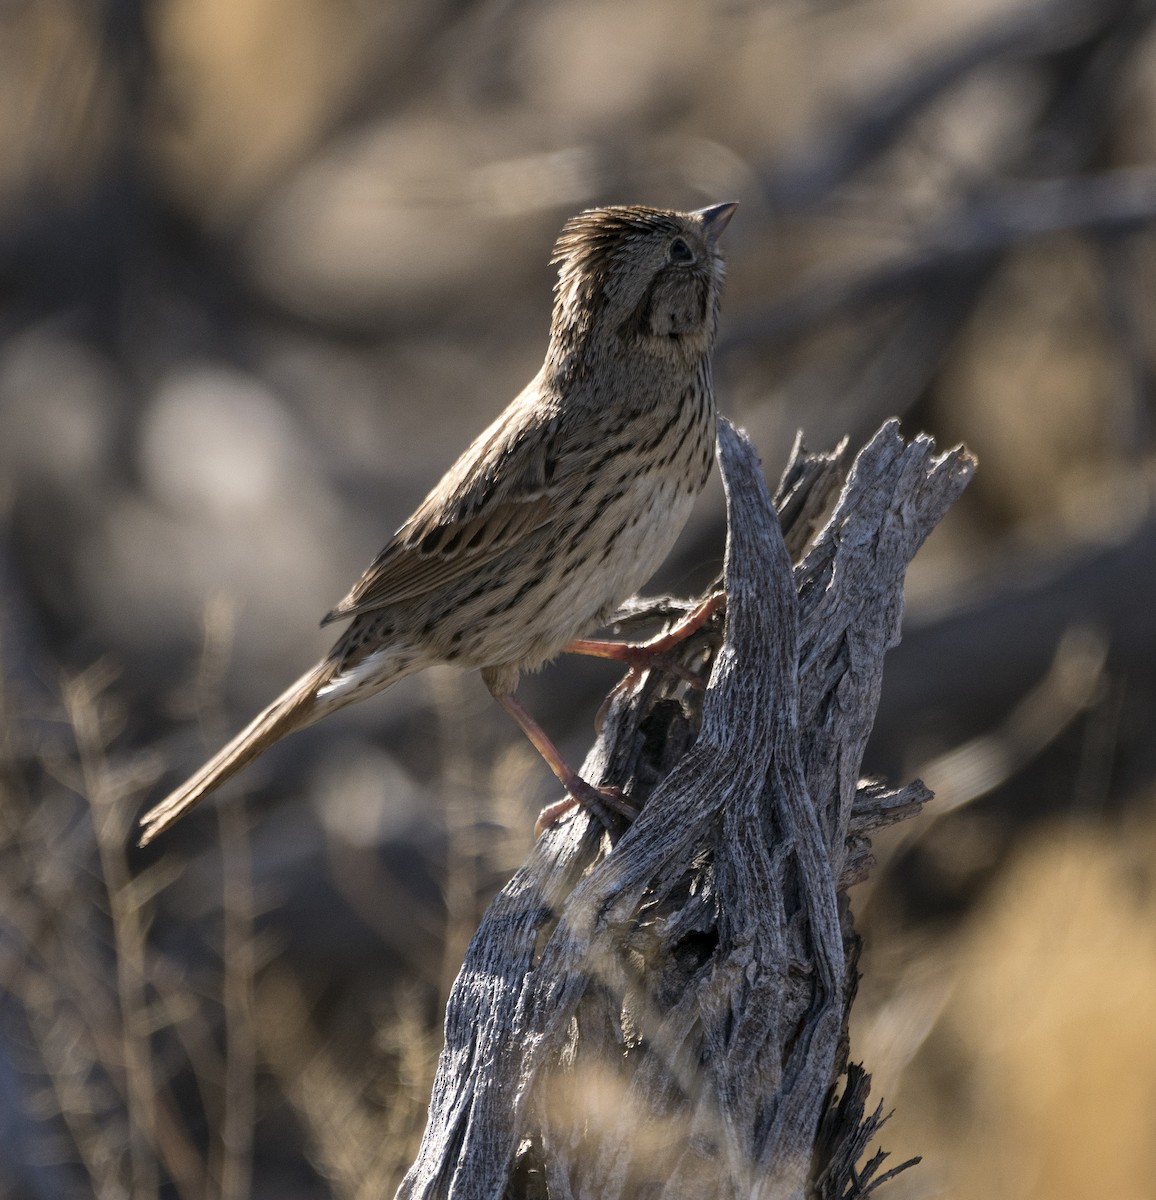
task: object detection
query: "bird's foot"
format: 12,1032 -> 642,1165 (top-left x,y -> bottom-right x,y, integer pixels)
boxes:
487,688 -> 638,837
579,592 -> 726,733
534,779 -> 637,838
567,591 -> 724,677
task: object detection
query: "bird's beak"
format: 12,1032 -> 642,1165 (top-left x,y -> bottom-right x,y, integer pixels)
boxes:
694,201 -> 739,247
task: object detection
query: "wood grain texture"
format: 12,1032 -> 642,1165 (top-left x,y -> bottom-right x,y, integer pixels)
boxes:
397,418 -> 975,1200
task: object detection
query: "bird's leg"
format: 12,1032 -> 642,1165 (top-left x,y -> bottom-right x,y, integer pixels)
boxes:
488,690 -> 637,835
565,591 -> 725,679
568,592 -> 726,732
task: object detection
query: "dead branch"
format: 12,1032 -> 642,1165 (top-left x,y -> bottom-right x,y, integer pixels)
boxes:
397,418 -> 974,1200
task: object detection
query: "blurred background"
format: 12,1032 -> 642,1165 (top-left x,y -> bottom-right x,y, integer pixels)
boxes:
3,0 -> 1156,1195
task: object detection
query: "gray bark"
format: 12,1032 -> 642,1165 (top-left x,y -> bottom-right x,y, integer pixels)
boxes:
397,418 -> 975,1200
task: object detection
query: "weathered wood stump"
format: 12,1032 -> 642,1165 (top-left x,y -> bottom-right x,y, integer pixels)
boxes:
398,418 -> 976,1200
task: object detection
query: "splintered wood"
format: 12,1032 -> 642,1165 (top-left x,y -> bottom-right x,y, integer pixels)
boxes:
398,418 -> 975,1200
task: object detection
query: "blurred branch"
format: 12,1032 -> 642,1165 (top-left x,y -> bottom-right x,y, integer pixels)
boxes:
913,625 -> 1108,818
759,0 -> 1102,210
860,626 -> 1110,896
726,0 -> 1156,388
727,166 -> 1156,349
398,419 -> 973,1199
1098,234 -> 1156,454
875,509 -> 1156,736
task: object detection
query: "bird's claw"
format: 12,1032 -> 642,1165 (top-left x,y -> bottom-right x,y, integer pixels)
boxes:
535,780 -> 637,837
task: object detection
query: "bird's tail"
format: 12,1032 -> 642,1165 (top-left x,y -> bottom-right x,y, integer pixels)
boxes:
138,662 -> 332,847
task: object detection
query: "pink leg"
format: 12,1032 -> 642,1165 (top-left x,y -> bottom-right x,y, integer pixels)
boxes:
569,592 -> 726,732
489,690 -> 637,835
565,591 -> 725,671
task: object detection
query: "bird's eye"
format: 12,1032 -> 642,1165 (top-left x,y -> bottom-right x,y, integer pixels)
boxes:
668,237 -> 694,264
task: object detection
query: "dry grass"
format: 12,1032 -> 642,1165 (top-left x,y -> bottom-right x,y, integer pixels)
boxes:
855,815 -> 1156,1200
0,626 -> 534,1196
0,631 -> 411,1197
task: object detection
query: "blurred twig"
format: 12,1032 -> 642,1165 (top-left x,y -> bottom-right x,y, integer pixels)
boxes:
913,625 -> 1108,820
67,667 -> 160,1200
255,967 -> 435,1200
727,166 -> 1156,349
759,0 -> 1097,210
860,625 -> 1110,899
189,596 -> 260,1200
216,800 -> 257,1200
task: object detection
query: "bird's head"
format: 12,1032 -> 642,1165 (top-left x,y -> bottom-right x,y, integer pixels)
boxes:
548,202 -> 736,366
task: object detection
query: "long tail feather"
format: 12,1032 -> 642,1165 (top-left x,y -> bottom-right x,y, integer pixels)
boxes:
138,663 -> 330,847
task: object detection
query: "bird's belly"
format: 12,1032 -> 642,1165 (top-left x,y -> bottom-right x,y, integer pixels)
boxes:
453,472 -> 699,678
590,476 -> 697,609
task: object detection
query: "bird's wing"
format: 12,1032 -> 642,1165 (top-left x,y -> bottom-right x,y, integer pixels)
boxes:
322,378 -> 565,625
